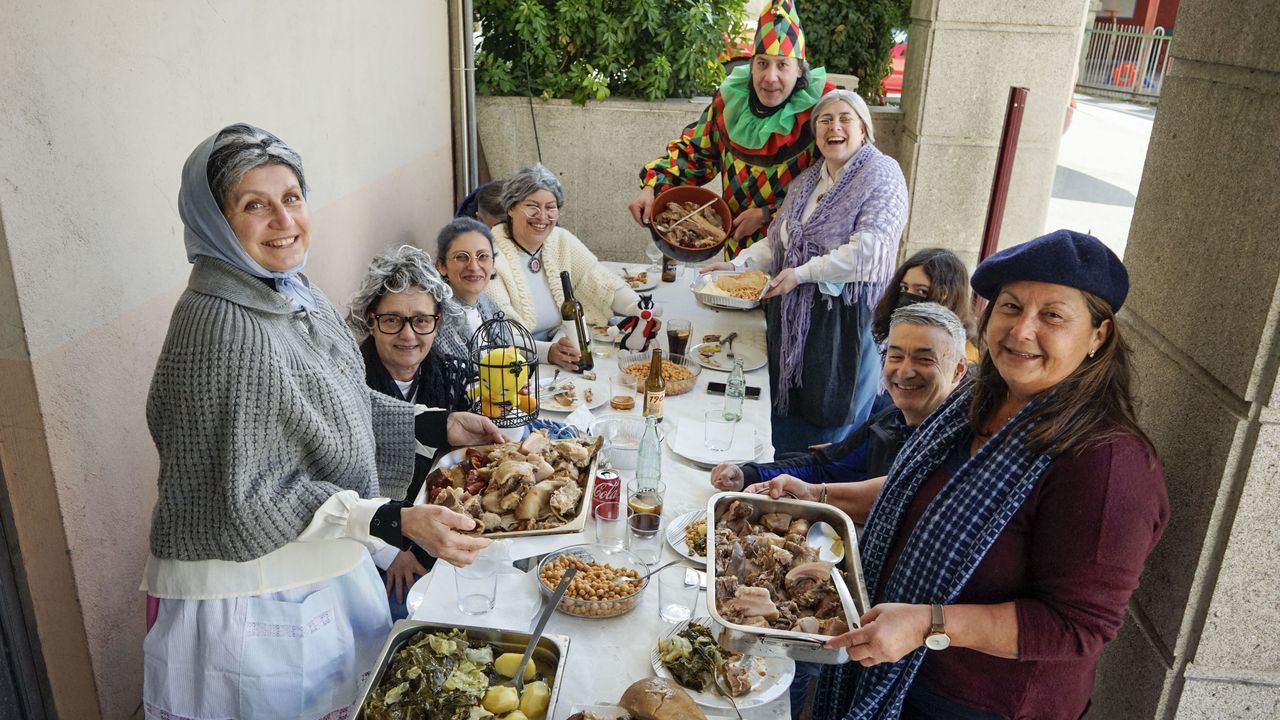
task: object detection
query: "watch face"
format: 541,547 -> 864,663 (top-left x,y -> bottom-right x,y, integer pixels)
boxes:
925,633 -> 951,651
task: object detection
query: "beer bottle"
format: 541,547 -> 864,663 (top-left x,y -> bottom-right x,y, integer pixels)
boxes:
661,255 -> 678,283
642,348 -> 666,421
558,271 -> 594,372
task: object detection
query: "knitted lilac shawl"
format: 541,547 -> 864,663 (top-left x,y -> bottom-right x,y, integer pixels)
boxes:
768,143 -> 907,414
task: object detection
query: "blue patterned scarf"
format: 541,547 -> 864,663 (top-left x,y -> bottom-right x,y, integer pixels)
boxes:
768,143 -> 905,415
818,381 -> 1053,720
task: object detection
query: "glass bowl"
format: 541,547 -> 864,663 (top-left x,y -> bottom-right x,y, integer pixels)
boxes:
589,415 -> 665,470
616,351 -> 702,396
535,543 -> 649,618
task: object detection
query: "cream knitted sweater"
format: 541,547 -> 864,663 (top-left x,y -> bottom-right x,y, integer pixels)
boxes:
147,258 -> 416,562
486,224 -> 630,329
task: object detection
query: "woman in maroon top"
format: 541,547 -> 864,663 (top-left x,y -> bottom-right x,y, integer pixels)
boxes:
759,230 -> 1169,720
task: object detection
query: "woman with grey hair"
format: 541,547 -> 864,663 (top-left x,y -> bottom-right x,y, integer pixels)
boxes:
702,88 -> 908,454
432,216 -> 505,361
141,124 -> 503,718
488,163 -> 654,370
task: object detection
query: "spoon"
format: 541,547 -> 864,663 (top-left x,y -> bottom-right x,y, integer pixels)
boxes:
612,558 -> 685,585
515,566 -> 576,695
828,564 -> 861,630
806,520 -> 844,563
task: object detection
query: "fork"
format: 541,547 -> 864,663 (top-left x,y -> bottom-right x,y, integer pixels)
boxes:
722,332 -> 738,360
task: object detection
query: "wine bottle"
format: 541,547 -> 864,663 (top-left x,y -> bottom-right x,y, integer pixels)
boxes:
642,348 -> 666,421
723,358 -> 746,422
559,271 -> 594,372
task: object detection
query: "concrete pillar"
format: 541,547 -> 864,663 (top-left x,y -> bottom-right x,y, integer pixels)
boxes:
898,0 -> 1091,270
1094,0 -> 1280,717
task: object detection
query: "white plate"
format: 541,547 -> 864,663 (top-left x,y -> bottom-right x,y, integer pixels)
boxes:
688,341 -> 766,373
650,617 -> 795,710
669,423 -> 762,468
666,509 -> 708,566
538,377 -> 608,413
618,268 -> 658,291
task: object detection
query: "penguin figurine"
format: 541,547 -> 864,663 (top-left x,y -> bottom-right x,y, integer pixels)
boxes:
617,295 -> 662,352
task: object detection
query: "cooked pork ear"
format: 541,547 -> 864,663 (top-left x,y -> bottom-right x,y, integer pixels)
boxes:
759,512 -> 791,534
551,439 -> 591,467
514,479 -> 565,520
528,454 -> 556,481
787,517 -> 811,536
786,561 -> 836,607
492,460 -> 536,492
785,561 -> 834,589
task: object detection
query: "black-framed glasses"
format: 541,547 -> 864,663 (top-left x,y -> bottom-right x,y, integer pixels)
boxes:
373,313 -> 439,335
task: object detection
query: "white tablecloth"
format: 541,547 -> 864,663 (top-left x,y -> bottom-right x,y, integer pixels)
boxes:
410,262 -> 790,719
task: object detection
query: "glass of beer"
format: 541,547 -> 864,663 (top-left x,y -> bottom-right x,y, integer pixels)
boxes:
627,479 -> 667,519
610,372 -> 638,411
666,319 -> 691,361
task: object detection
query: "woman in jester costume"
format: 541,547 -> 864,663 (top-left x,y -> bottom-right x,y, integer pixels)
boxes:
627,0 -> 835,259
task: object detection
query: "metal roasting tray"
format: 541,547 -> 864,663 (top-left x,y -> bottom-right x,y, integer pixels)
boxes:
705,491 -> 872,664
415,438 -> 600,539
355,619 -> 570,719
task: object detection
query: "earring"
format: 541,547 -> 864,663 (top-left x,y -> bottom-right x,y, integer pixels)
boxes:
1089,349 -> 1097,358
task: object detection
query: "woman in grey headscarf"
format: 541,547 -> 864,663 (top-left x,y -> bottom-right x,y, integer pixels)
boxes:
141,123 -> 503,719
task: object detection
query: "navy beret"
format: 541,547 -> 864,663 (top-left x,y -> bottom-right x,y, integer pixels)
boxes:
971,229 -> 1129,311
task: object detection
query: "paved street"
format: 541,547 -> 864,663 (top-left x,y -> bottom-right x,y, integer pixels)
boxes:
1045,94 -> 1157,258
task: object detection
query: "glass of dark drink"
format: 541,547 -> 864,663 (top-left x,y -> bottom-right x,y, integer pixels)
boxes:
627,479 -> 667,520
666,319 -> 691,361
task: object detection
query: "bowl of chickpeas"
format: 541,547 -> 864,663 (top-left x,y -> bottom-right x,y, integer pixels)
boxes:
617,351 -> 702,396
536,543 -> 649,618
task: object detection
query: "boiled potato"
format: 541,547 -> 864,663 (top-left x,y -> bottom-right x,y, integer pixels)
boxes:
493,652 -> 537,681
499,713 -> 529,720
481,685 -> 519,714
519,680 -> 550,719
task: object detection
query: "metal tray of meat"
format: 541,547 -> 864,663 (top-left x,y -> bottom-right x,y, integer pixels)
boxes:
355,619 -> 571,719
414,438 -> 601,539
705,491 -> 871,664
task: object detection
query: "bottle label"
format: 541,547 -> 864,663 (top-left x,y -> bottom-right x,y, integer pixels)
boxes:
561,320 -> 581,350
644,391 -> 665,417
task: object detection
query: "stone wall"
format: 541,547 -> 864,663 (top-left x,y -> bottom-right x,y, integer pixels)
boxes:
0,2 -> 456,716
476,95 -> 905,263
1092,0 -> 1280,717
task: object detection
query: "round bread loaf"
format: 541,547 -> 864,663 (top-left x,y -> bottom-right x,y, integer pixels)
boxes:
618,677 -> 706,720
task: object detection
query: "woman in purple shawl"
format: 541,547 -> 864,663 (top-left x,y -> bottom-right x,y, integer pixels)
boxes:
704,89 -> 908,454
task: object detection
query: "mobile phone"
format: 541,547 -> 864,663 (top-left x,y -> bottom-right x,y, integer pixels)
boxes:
707,381 -> 761,399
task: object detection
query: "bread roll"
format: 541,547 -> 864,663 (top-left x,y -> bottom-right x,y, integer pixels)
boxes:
618,677 -> 706,720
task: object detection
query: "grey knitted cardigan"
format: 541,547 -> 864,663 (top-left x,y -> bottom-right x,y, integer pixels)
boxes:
147,257 -> 416,562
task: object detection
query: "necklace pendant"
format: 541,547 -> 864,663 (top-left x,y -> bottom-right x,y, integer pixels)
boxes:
529,256 -> 542,273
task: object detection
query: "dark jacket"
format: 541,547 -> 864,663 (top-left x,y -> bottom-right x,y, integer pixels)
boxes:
742,405 -> 912,486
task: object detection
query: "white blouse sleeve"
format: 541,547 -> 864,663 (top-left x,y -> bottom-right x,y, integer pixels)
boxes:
731,234 -> 775,270
794,230 -> 884,284
296,490 -> 393,556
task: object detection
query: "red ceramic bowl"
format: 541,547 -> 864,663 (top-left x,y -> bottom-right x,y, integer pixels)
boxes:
648,185 -> 732,263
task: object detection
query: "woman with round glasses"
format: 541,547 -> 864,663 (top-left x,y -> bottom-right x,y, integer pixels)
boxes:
487,163 -> 654,370
701,89 -> 908,454
432,217 -> 504,361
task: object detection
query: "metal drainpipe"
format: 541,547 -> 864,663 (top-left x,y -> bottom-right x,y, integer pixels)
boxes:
448,0 -> 479,206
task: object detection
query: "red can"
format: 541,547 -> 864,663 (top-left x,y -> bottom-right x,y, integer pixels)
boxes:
591,469 -> 621,519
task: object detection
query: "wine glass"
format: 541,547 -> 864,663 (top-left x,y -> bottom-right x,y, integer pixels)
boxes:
644,243 -> 663,272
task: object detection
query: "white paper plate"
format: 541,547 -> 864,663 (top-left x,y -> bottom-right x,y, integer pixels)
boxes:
650,617 -> 795,710
669,423 -> 762,468
666,509 -> 708,566
538,377 -> 608,413
688,341 -> 766,373
618,268 -> 658,291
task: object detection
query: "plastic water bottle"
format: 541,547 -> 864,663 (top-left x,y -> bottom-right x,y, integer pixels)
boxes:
636,415 -> 662,488
723,358 -> 746,422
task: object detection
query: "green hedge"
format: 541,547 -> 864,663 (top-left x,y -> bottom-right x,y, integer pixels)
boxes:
802,0 -> 911,102
475,0 -> 749,104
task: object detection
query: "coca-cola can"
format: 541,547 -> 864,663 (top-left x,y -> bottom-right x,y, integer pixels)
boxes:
592,470 -> 621,519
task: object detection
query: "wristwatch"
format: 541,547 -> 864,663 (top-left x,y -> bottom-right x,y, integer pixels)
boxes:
924,603 -> 951,650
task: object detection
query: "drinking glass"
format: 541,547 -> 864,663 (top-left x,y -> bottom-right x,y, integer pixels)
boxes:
666,319 -> 691,361
658,567 -> 700,623
644,243 -> 663,272
627,479 -> 667,517
454,561 -> 498,615
593,501 -> 630,551
610,372 -> 639,412
704,411 -> 737,452
627,512 -> 663,564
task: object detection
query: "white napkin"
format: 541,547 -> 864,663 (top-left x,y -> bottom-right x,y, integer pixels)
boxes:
564,405 -> 596,432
